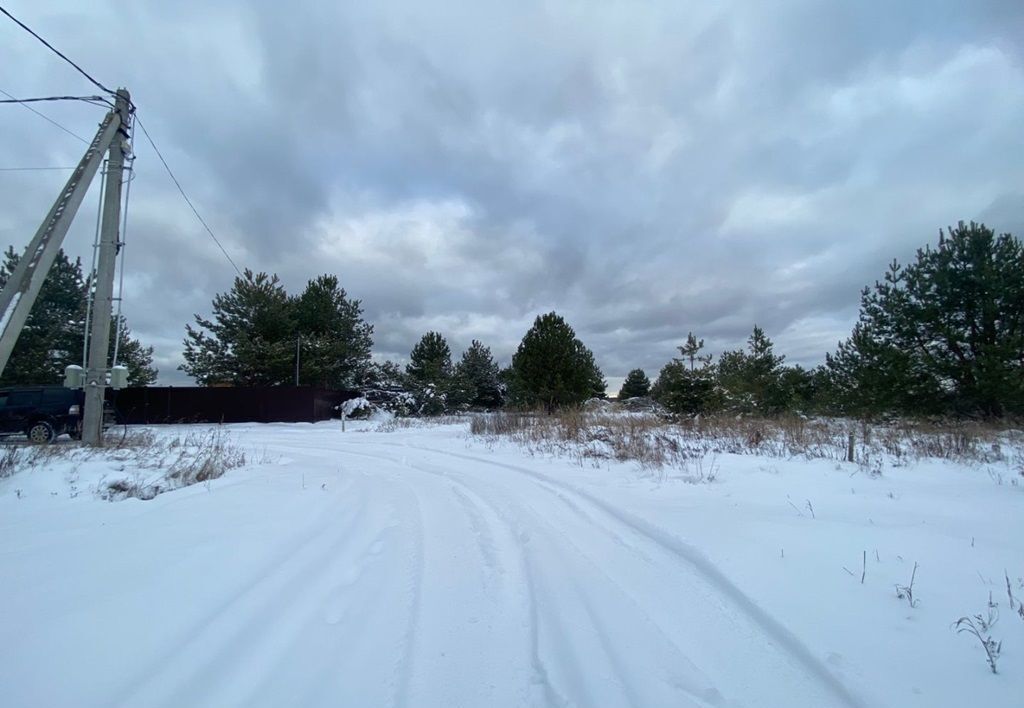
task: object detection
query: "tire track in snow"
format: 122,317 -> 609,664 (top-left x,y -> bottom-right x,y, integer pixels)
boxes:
450,483 -> 502,589
339,445 -> 566,707
111,474 -> 364,704
123,499 -> 373,706
385,449 -> 726,708
339,446 -> 511,590
511,488 -> 729,708
212,503 -> 388,707
115,464 -> 410,708
352,445 -> 720,705
416,469 -> 569,708
385,473 -> 425,708
247,443 -> 428,708
362,440 -> 870,708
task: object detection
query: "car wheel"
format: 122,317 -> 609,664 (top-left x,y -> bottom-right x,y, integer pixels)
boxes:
27,421 -> 56,444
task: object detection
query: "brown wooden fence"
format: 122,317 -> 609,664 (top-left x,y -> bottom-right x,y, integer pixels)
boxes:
109,386 -> 361,425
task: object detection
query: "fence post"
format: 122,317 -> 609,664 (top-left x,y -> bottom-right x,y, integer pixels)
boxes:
846,431 -> 855,462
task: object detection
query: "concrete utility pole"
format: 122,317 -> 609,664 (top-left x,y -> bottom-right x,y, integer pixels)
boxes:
82,88 -> 131,446
0,110 -> 121,374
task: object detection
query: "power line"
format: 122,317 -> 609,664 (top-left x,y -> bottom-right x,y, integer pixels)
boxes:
134,114 -> 244,278
0,5 -> 241,277
0,87 -> 89,143
0,5 -> 115,96
0,94 -> 107,104
0,166 -> 76,171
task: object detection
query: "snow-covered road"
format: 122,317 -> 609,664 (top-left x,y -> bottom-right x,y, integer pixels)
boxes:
2,422 -> 1022,707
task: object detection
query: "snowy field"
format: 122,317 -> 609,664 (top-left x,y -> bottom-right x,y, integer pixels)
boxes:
1,419 -> 1022,708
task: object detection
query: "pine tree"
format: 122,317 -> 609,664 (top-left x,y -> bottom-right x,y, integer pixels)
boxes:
406,332 -> 453,386
110,317 -> 158,386
618,368 -> 650,399
779,364 -> 828,414
294,275 -> 373,387
652,333 -> 718,415
452,340 -> 503,409
0,247 -> 156,386
182,270 -> 296,385
717,325 -> 786,414
678,332 -> 712,370
0,248 -> 85,385
825,321 -> 940,415
406,332 -> 453,414
510,312 -> 605,411
354,360 -> 415,414
828,222 -> 1023,417
356,360 -> 406,392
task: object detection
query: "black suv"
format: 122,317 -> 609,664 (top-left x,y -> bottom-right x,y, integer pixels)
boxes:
0,386 -> 86,443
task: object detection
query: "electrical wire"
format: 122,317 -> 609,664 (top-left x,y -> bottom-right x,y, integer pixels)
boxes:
112,119 -> 136,367
134,114 -> 244,278
0,166 -> 76,171
0,5 -> 115,96
0,94 -> 106,104
0,87 -> 89,143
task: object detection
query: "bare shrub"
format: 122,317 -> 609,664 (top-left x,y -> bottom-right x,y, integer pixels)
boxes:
101,427 -> 247,501
114,428 -> 159,450
0,445 -> 21,478
1,426 -> 256,501
166,429 -> 245,485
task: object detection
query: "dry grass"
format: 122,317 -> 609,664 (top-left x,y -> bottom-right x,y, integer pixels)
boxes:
468,409 -> 1022,475
100,428 -> 248,500
470,410 -> 692,472
375,415 -> 467,432
0,427 -> 252,501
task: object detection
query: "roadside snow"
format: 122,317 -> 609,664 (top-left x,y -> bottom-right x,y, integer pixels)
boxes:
1,421 -> 1021,707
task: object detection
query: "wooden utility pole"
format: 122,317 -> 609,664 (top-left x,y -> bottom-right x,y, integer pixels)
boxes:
82,88 -> 131,446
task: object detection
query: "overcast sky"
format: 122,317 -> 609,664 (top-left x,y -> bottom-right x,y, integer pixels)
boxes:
2,1 -> 1023,391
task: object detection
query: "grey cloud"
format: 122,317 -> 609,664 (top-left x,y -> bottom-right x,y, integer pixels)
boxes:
2,1 -> 1022,389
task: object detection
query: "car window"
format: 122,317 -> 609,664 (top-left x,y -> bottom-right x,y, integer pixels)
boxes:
7,391 -> 39,407
0,393 -> 7,409
42,389 -> 71,403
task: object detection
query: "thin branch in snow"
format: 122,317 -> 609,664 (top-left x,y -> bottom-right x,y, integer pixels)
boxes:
896,562 -> 919,608
953,609 -> 1001,674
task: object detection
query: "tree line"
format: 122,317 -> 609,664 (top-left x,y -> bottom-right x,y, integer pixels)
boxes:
628,222 -> 1023,419
181,276 -> 606,414
182,221 -> 1022,419
4,221 -> 1020,419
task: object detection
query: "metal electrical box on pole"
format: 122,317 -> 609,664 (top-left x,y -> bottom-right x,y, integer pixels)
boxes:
82,88 -> 132,446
